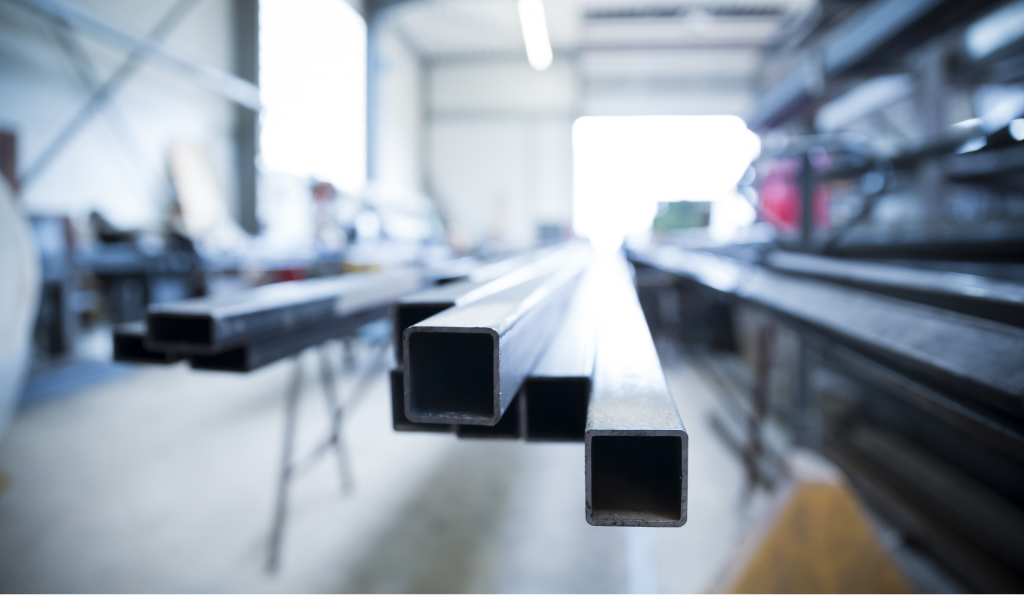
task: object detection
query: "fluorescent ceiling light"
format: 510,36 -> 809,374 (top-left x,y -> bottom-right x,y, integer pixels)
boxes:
518,0 -> 553,71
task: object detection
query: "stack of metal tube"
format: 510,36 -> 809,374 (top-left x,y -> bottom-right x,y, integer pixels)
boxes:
393,243 -> 689,527
114,242 -> 689,527
113,268 -> 425,372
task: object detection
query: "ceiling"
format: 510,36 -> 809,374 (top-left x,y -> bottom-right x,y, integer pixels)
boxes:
383,0 -> 820,116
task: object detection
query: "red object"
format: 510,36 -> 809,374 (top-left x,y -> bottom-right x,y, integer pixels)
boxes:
759,159 -> 829,233
277,268 -> 306,282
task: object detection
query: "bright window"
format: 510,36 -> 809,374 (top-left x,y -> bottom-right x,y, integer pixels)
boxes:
573,115 -> 760,251
259,0 -> 366,191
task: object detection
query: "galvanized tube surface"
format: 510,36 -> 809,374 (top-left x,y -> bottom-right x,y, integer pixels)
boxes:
585,255 -> 688,527
405,246 -> 591,426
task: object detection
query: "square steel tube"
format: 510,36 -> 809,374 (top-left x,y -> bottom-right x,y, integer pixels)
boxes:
405,250 -> 590,426
585,256 -> 688,527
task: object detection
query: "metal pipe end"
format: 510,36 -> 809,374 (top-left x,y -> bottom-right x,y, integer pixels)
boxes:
585,430 -> 688,527
522,378 -> 590,442
404,326 -> 501,425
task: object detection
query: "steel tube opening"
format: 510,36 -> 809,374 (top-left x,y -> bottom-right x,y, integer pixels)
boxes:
406,329 -> 497,423
590,435 -> 684,523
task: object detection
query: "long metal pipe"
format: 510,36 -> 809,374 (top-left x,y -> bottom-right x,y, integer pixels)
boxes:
519,267 -> 600,442
404,246 -> 591,426
189,307 -> 388,372
148,269 -> 423,354
585,255 -> 688,527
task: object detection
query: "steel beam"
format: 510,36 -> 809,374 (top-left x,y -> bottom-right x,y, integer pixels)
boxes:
148,269 -> 422,354
585,256 -> 688,527
404,246 -> 590,426
112,320 -> 181,364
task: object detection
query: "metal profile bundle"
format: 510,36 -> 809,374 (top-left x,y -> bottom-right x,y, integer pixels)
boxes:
390,246 -> 581,432
404,245 -> 592,426
628,244 -> 1024,459
763,251 -> 1024,327
738,267 -> 1024,415
148,268 -> 422,355
585,255 -> 689,527
392,244 -> 580,362
451,270 -> 599,439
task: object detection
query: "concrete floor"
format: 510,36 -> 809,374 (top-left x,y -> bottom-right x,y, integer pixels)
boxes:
0,341 -> 750,593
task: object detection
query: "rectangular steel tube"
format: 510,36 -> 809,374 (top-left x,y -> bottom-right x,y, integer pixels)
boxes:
405,247 -> 590,425
113,320 -> 181,364
585,256 -> 688,527
189,307 -> 386,372
148,269 -> 422,354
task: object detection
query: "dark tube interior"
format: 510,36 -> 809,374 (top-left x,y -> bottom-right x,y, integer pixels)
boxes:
190,348 -> 247,372
524,379 -> 589,441
591,435 -> 682,522
391,368 -> 451,432
148,315 -> 212,345
113,335 -> 168,363
408,331 -> 495,420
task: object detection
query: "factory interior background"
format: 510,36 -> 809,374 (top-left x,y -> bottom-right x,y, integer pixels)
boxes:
2,0 -> 1024,592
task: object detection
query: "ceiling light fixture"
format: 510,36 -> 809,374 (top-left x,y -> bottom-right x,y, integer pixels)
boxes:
518,0 -> 553,71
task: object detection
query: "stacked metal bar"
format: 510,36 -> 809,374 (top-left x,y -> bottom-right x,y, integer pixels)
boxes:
393,248 -> 690,528
389,247 -> 577,433
403,244 -> 592,426
114,268 -> 424,372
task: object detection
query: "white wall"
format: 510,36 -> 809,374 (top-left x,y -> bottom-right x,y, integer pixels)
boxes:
0,0 -> 237,230
427,59 -> 578,250
373,23 -> 423,198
